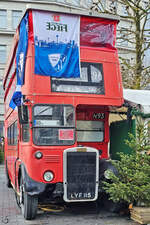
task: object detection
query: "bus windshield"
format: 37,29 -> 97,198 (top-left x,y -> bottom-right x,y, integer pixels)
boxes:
33,104 -> 75,145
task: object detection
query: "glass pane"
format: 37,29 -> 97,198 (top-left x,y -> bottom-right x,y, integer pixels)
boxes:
77,120 -> 104,131
22,124 -> 30,142
7,127 -> 10,145
0,69 -> 4,77
121,5 -> 128,16
34,105 -> 53,116
0,45 -> 6,64
52,84 -> 102,93
52,66 -> 88,82
33,127 -> 74,145
51,62 -> 105,95
0,80 -> 4,97
77,130 -> 104,142
12,10 -> 22,29
14,121 -> 18,145
77,120 -> 104,142
0,10 -> 7,29
33,104 -> 75,145
90,64 -> 103,82
0,122 -> 4,137
33,105 -> 74,127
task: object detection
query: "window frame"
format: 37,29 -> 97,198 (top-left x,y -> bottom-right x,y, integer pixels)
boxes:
0,45 -> 7,64
0,10 -> 7,29
32,104 -> 75,146
7,121 -> 18,146
12,10 -> 22,30
51,62 -> 105,95
76,120 -> 104,143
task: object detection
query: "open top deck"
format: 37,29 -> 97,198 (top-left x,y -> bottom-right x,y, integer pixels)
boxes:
3,3 -> 123,117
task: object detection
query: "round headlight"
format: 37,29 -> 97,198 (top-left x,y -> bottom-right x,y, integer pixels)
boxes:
43,171 -> 54,182
35,151 -> 43,159
104,169 -> 112,180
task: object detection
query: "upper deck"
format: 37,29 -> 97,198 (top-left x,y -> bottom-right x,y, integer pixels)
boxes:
3,4 -> 123,112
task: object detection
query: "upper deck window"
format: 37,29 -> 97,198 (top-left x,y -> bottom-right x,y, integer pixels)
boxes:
51,62 -> 105,94
80,16 -> 116,48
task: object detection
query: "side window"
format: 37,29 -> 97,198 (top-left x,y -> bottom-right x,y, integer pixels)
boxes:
7,127 -> 10,145
14,121 -> 18,145
7,121 -> 18,145
22,124 -> 30,142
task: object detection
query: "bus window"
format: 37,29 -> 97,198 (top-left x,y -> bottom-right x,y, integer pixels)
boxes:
14,121 -> 18,145
22,123 -> 30,142
7,126 -> 11,145
76,120 -> 104,142
32,104 -> 75,146
7,121 -> 18,145
51,62 -> 104,94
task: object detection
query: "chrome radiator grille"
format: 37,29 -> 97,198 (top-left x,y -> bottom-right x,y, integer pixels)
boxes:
63,147 -> 99,202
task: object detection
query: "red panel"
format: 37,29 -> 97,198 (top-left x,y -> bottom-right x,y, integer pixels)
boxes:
28,10 -> 34,43
80,16 -> 117,48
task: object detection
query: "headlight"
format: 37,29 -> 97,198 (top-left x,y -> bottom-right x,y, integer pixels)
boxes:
35,151 -> 43,159
104,169 -> 112,179
43,171 -> 54,182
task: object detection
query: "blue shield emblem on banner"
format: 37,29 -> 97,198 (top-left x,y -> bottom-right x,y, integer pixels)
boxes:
48,54 -> 67,72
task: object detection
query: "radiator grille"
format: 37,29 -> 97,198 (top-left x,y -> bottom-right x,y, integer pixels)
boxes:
44,155 -> 60,163
64,150 -> 98,202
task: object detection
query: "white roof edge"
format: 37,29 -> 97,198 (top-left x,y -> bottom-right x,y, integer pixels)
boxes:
25,3 -> 120,21
123,89 -> 150,115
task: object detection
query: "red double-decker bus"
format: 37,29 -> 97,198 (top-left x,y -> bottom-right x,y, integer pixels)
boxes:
3,4 -> 123,220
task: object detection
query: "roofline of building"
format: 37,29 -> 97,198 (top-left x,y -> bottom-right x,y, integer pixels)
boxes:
25,2 -> 120,21
1,0 -> 120,21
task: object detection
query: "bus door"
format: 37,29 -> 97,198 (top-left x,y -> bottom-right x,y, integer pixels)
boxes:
76,107 -> 109,159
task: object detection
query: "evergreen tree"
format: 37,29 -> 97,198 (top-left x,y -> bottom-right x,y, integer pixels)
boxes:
103,121 -> 150,206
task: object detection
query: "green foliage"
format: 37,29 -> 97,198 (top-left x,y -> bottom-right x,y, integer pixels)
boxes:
103,123 -> 150,206
125,121 -> 150,153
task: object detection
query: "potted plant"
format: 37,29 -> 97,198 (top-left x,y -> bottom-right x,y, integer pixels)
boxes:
103,122 -> 150,224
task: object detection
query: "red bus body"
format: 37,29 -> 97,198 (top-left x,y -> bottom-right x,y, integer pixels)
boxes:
3,6 -> 123,219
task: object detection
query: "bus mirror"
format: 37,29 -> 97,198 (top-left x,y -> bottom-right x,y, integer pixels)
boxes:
18,105 -> 28,124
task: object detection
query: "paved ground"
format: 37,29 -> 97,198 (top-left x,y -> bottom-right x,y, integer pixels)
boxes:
0,164 -> 139,225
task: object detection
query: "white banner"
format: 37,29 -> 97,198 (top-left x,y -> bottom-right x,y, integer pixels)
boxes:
32,11 -> 80,78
